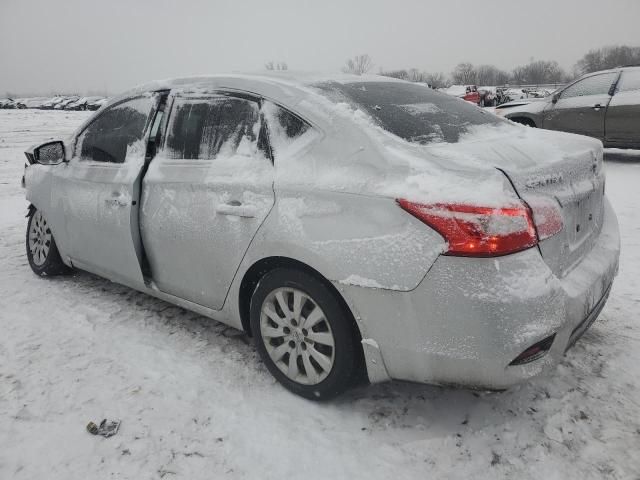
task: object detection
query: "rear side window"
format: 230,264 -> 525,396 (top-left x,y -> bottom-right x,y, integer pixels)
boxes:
560,73 -> 618,99
617,70 -> 640,92
76,97 -> 153,163
165,96 -> 265,160
313,81 -> 503,144
262,102 -> 311,156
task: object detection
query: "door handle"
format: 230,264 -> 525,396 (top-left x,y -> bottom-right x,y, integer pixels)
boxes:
105,198 -> 128,207
216,201 -> 257,218
592,104 -> 604,111
105,192 -> 128,208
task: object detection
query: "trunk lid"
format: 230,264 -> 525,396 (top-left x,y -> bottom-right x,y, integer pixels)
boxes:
426,127 -> 605,277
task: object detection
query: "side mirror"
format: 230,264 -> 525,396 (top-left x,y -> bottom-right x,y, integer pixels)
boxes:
34,141 -> 65,165
551,93 -> 560,104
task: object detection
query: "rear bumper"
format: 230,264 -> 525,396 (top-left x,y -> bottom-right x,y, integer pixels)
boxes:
338,197 -> 620,388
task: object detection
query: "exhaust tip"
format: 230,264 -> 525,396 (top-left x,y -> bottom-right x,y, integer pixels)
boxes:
509,334 -> 556,366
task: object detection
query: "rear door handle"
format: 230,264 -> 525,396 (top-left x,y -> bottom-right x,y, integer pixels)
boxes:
592,104 -> 604,111
216,201 -> 257,218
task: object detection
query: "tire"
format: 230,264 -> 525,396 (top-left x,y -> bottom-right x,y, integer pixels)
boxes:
26,209 -> 71,276
510,117 -> 536,128
250,268 -> 358,400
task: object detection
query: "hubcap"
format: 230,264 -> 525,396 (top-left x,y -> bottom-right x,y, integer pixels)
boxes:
260,287 -> 335,385
28,211 -> 52,266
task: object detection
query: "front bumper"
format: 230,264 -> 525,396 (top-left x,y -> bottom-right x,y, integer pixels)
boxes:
337,197 -> 620,388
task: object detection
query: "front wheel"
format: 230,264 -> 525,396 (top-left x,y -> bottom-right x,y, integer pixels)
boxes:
26,209 -> 71,276
250,268 -> 358,400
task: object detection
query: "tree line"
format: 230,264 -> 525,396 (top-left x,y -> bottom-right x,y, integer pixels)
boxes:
341,45 -> 640,87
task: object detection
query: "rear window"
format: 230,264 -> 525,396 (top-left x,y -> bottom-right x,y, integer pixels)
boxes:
313,81 -> 504,144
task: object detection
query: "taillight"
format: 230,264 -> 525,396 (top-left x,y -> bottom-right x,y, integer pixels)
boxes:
526,196 -> 564,240
397,199 -> 538,257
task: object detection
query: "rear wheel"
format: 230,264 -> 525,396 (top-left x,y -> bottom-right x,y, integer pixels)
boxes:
26,209 -> 71,276
250,268 -> 358,400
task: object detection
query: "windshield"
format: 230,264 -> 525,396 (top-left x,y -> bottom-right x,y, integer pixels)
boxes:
313,81 -> 506,144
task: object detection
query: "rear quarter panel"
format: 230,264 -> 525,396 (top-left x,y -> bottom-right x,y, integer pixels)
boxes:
237,189 -> 445,291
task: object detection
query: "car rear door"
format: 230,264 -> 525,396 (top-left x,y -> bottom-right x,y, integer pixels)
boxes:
139,91 -> 275,309
542,72 -> 619,140
605,69 -> 640,148
51,95 -> 157,286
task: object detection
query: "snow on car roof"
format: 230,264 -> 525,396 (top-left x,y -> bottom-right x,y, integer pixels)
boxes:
111,72 -> 406,108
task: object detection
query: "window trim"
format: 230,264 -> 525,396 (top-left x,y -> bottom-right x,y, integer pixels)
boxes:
72,94 -> 156,162
160,89 -> 315,164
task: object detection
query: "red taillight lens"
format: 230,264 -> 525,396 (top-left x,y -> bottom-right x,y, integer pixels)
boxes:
526,196 -> 564,241
398,199 -> 538,257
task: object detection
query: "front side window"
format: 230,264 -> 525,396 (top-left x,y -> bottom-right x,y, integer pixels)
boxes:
560,73 -> 618,99
164,96 -> 264,160
76,96 -> 153,163
617,69 -> 640,92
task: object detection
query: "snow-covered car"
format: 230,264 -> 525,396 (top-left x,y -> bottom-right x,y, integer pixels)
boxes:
40,96 -> 66,110
63,97 -> 87,111
441,85 -> 481,105
14,97 -> 49,109
22,74 -> 620,399
0,98 -> 16,109
499,66 -> 640,148
478,87 -> 496,107
53,96 -> 79,110
86,97 -> 107,111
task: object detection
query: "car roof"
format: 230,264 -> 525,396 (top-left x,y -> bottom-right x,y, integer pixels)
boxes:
109,72 -> 406,110
581,65 -> 640,77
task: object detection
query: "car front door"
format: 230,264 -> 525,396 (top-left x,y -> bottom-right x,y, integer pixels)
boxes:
51,95 -> 157,286
605,69 -> 640,148
542,72 -> 619,140
139,92 -> 275,309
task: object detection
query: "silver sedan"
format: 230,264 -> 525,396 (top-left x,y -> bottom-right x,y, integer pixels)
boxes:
22,74 -> 620,399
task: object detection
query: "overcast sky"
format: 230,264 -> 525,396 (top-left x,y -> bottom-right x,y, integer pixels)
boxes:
1,0 -> 639,95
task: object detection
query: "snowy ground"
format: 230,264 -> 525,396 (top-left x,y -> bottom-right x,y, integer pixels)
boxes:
1,110 -> 639,479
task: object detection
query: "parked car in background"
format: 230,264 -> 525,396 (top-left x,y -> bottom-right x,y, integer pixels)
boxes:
63,97 -> 87,111
441,85 -> 482,105
40,97 -> 66,110
86,97 -> 108,110
498,66 -> 640,148
16,97 -> 49,109
0,98 -> 16,109
54,96 -> 79,110
479,87 -> 496,106
462,85 -> 480,104
22,74 -> 619,399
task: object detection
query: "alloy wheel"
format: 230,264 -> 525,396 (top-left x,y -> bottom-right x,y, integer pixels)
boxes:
260,287 -> 336,385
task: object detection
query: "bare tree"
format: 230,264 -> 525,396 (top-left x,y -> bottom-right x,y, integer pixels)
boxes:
265,61 -> 288,71
379,69 -> 408,80
511,60 -> 567,84
475,65 -> 510,86
451,63 -> 477,84
406,68 -> 427,83
343,54 -> 374,75
425,72 -> 448,89
575,45 -> 640,75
